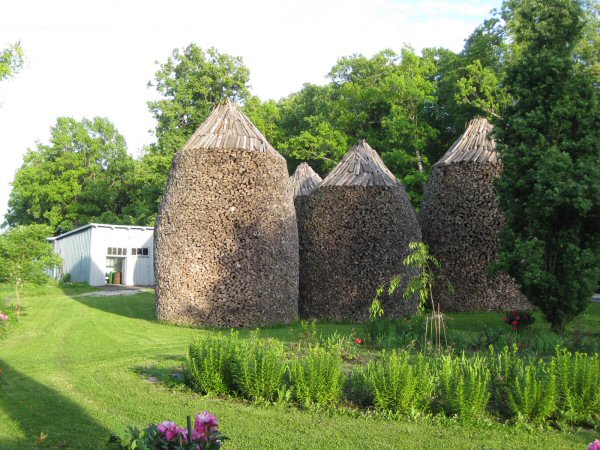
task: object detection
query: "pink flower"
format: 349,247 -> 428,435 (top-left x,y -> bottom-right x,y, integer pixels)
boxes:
157,420 -> 188,443
512,320 -> 518,326
193,411 -> 219,442
0,312 -> 8,322
588,439 -> 600,450
355,338 -> 363,345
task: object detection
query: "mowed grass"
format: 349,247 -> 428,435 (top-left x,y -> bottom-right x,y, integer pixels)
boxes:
0,285 -> 597,449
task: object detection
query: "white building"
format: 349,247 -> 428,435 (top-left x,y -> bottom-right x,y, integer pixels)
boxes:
48,223 -> 155,287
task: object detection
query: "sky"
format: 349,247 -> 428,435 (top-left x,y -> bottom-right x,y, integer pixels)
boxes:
0,0 -> 499,223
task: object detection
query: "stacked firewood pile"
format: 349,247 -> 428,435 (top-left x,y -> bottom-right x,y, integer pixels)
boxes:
154,101 -> 299,327
290,163 -> 322,317
301,140 -> 422,322
419,117 -> 530,312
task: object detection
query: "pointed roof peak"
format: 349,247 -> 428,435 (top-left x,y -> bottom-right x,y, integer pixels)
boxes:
435,116 -> 498,165
181,101 -> 283,160
321,140 -> 399,188
290,162 -> 322,197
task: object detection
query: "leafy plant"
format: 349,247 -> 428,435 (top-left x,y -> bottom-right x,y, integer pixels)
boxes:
107,412 -> 226,449
232,331 -> 289,403
438,353 -> 491,419
185,332 -> 238,396
508,361 -> 557,424
290,344 -> 347,409
368,350 -> 434,415
503,310 -> 535,331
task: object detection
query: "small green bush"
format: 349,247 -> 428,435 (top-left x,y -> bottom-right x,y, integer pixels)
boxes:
438,353 -> 491,419
369,350 -> 433,415
185,332 -> 238,396
554,348 -> 600,425
232,331 -> 288,403
508,361 -> 557,423
345,365 -> 374,408
290,345 -> 347,409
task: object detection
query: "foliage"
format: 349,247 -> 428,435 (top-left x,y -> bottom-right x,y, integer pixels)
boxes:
438,353 -> 491,419
368,350 -> 434,415
495,0 -> 600,332
0,224 -> 61,318
0,42 -> 23,83
289,344 -> 347,409
503,310 -> 535,331
185,332 -> 238,396
5,117 -> 136,233
232,331 -> 289,403
107,412 -> 226,449
508,360 -> 558,423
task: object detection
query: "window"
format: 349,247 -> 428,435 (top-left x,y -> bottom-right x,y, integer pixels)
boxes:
132,247 -> 149,257
107,247 -> 127,256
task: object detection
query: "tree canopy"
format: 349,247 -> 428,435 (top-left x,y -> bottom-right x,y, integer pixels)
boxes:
0,42 -> 23,83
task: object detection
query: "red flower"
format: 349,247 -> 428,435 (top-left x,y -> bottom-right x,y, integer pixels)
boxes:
355,338 -> 363,345
512,320 -> 518,326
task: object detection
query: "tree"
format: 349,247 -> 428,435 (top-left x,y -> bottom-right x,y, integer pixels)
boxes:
6,117 -> 136,233
0,42 -> 23,83
495,0 -> 600,331
0,225 -> 61,318
134,45 -> 252,224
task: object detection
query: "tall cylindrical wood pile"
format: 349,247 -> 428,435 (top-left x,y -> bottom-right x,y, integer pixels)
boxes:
154,101 -> 299,328
290,163 -> 322,317
419,117 -> 530,312
301,140 -> 422,322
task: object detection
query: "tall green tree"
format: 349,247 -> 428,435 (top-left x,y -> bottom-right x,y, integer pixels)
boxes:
135,45 -> 252,224
495,0 -> 600,331
6,117 -> 136,233
0,42 -> 23,83
0,224 -> 61,318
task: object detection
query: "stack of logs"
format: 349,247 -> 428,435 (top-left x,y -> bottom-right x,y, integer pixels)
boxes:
290,163 -> 322,317
301,140 -> 422,322
419,117 -> 530,312
154,101 -> 299,328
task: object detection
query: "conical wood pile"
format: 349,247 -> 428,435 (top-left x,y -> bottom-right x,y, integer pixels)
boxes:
290,163 -> 322,317
155,101 -> 299,327
419,117 -> 530,312
301,140 -> 422,322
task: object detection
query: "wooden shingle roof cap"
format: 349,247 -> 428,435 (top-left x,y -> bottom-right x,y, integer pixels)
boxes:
290,162 -> 322,197
320,140 -> 398,188
181,99 -> 283,161
435,117 -> 499,166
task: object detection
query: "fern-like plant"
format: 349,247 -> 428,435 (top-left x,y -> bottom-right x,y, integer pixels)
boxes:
508,360 -> 557,423
232,331 -> 289,403
368,350 -> 434,415
438,353 -> 491,419
290,344 -> 347,409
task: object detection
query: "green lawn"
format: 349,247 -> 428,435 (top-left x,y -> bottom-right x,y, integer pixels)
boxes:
0,285 -> 597,449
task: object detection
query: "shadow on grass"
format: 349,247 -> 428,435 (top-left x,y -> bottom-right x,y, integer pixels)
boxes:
0,359 -> 111,449
69,292 -> 156,321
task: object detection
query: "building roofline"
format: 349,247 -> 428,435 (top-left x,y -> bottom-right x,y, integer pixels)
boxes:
47,223 -> 154,241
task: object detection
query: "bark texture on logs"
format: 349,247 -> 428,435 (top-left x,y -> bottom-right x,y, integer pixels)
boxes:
419,117 -> 530,312
155,101 -> 299,328
290,163 -> 322,319
302,140 -> 422,322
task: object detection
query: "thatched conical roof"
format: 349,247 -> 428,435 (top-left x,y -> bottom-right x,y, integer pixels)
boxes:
300,140 -> 421,322
435,117 -> 498,165
291,162 -> 322,197
182,100 -> 284,160
419,117 -> 529,312
321,140 -> 398,187
155,101 -> 299,328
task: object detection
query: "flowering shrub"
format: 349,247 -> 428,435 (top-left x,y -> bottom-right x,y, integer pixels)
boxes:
107,412 -> 226,449
0,310 -> 10,339
503,310 -> 535,331
589,439 -> 600,450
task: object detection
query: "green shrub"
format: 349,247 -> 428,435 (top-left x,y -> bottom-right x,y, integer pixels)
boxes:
368,350 -> 433,415
508,361 -> 557,423
185,332 -> 238,395
345,365 -> 374,408
438,353 -> 491,419
554,348 -> 600,425
487,345 -> 525,418
290,345 -> 347,409
232,332 -> 289,403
